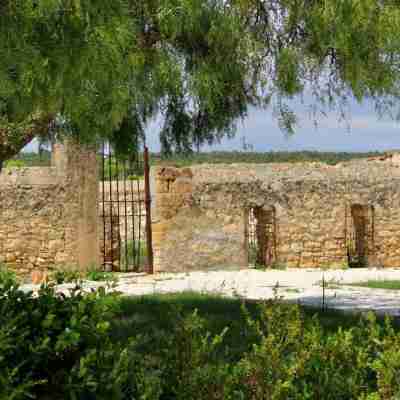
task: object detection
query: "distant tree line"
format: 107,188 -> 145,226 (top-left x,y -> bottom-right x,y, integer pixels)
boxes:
151,150 -> 382,167
6,150 -> 383,171
5,150 -> 51,168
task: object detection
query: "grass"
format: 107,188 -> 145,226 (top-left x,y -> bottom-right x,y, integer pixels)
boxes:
108,292 -> 398,362
347,280 -> 400,290
120,240 -> 147,272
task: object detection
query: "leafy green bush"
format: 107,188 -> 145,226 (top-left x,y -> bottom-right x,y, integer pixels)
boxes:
0,281 -> 145,400
49,268 -> 82,284
0,264 -> 17,286
2,283 -> 400,399
6,151 -> 51,167
86,268 -> 117,283
4,159 -> 26,168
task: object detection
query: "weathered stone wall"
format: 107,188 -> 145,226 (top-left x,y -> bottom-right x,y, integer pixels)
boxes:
152,159 -> 400,272
0,142 -> 99,276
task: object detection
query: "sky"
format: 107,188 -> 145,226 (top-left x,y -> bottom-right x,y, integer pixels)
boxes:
26,97 -> 400,153
145,97 -> 400,153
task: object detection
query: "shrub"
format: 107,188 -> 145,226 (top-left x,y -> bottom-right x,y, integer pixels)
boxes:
4,159 -> 26,168
49,268 -> 82,284
2,283 -> 400,399
86,268 -> 117,283
0,264 -> 17,287
0,281 -> 129,399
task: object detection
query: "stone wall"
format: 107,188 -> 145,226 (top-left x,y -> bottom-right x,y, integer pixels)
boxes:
0,142 -> 99,276
152,158 -> 400,272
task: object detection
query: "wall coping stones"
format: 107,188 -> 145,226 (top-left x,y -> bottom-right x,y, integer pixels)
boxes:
0,167 -> 60,186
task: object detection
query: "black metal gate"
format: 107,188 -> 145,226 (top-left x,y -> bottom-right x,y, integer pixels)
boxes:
100,143 -> 153,273
345,204 -> 375,268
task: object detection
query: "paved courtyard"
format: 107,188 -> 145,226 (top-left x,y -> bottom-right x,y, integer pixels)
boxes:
22,268 -> 400,316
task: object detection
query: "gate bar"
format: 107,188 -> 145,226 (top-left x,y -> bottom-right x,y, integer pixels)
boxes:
144,146 -> 154,274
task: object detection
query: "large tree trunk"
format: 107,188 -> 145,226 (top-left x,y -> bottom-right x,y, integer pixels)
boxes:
0,113 -> 54,173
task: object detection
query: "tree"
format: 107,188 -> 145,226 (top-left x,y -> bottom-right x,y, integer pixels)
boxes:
1,0 -> 400,170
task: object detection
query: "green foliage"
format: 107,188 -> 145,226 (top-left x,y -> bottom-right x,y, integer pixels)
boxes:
269,262 -> 287,271
5,151 -> 51,167
100,156 -> 144,181
14,149 -> 381,171
0,264 -> 17,286
85,269 -> 117,283
111,295 -> 400,399
153,150 -> 382,167
3,0 -> 400,161
349,280 -> 400,290
49,266 -> 118,284
0,281 -> 127,399
248,242 -> 259,267
49,268 -> 81,284
3,286 -> 400,399
120,240 -> 147,271
127,174 -> 142,181
4,159 -> 26,168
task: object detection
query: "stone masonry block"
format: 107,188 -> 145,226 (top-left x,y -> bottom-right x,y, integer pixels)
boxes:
152,221 -> 170,233
171,178 -> 193,194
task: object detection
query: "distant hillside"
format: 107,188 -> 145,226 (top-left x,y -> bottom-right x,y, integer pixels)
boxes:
7,150 -> 383,170
152,150 -> 383,167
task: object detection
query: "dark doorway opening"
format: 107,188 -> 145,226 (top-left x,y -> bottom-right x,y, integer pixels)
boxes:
347,204 -> 374,268
247,206 -> 276,267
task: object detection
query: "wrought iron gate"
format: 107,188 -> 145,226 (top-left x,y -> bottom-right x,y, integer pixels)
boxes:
100,143 -> 153,273
345,204 -> 375,268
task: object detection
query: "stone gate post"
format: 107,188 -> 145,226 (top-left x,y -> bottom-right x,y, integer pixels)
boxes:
53,141 -> 99,270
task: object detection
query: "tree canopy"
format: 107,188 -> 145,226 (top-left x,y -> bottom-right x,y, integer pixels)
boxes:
1,0 -> 400,168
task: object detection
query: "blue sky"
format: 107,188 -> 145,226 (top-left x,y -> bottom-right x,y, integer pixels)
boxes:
26,97 -> 400,153
145,98 -> 400,153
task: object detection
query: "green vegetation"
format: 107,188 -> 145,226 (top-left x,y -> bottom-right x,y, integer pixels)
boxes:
4,159 -> 26,168
85,269 -> 117,283
0,263 -> 17,286
49,268 -> 81,285
3,1 -> 400,167
120,240 -> 147,271
4,151 -> 51,168
48,266 -> 118,284
100,156 -> 144,181
12,150 -> 382,171
3,282 -> 400,399
152,150 -> 382,167
348,280 -> 400,290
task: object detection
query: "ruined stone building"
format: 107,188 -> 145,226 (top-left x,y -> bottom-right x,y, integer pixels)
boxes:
2,144 -> 400,276
152,156 -> 400,272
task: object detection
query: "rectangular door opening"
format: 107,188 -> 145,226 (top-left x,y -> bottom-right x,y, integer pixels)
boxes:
247,206 -> 276,267
347,204 -> 374,268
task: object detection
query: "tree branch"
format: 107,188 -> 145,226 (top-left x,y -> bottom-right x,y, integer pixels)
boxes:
0,113 -> 54,172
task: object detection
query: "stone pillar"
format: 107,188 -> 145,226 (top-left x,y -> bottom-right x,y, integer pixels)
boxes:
57,141 -> 99,271
152,166 -> 193,272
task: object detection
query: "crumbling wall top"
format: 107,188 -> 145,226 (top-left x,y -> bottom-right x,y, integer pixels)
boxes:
188,157 -> 400,186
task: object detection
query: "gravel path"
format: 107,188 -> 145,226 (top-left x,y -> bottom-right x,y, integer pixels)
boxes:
21,268 -> 400,316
